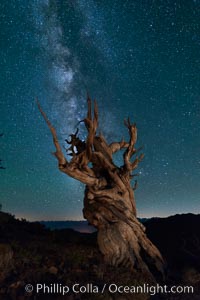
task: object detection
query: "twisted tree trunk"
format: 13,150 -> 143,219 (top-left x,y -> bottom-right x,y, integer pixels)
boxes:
37,97 -> 165,280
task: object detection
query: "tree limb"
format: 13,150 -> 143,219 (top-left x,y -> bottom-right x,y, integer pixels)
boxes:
123,118 -> 144,172
36,99 -> 67,167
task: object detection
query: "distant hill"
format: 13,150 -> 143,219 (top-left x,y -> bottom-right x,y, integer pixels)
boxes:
40,220 -> 96,233
144,213 -> 200,269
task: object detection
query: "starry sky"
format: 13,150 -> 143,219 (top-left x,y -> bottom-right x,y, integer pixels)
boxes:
0,0 -> 200,221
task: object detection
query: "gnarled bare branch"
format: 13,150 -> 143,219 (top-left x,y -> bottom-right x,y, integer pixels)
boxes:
37,99 -> 67,167
123,118 -> 144,172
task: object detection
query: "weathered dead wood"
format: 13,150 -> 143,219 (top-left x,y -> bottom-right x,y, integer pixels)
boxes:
38,97 -> 165,280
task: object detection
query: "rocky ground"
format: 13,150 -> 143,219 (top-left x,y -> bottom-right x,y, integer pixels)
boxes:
0,211 -> 200,300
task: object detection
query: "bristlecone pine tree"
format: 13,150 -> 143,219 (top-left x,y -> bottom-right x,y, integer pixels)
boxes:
38,97 -> 165,279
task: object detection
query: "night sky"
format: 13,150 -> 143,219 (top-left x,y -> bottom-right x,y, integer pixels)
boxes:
1,0 -> 200,221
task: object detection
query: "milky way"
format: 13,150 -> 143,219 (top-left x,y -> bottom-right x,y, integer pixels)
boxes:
0,0 -> 200,220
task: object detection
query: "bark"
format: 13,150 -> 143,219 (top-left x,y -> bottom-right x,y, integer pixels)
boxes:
37,97 -> 165,280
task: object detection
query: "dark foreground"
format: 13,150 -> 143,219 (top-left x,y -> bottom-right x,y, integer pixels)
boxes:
0,211 -> 200,300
